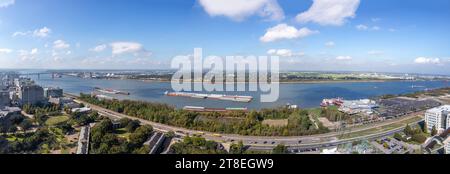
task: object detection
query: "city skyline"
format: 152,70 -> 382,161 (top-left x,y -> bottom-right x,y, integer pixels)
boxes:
0,0 -> 450,75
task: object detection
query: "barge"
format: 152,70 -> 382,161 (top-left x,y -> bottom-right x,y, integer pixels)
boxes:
94,87 -> 130,95
183,106 -> 248,112
165,91 -> 253,103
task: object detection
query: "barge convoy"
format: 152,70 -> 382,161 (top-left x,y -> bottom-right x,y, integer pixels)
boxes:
94,87 -> 130,95
165,91 -> 253,103
183,106 -> 248,112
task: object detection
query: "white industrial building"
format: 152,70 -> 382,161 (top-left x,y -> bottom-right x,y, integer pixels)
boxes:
425,105 -> 450,134
339,99 -> 378,115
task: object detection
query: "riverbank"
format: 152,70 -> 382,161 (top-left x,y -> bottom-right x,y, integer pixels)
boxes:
130,78 -> 404,84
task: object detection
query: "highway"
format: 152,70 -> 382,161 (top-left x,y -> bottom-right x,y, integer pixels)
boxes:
66,93 -> 424,150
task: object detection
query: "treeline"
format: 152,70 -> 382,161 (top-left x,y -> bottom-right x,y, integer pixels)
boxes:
170,137 -> 286,154
90,119 -> 153,154
80,94 -> 330,136
0,128 -> 57,154
320,106 -> 350,122
23,104 -> 61,116
170,136 -> 226,154
380,87 -> 450,99
0,114 -> 33,134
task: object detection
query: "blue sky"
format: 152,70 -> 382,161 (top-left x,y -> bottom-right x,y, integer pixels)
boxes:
0,0 -> 449,74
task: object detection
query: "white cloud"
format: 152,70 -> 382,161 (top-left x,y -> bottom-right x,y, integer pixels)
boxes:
17,48 -> 38,61
336,56 -> 352,61
356,24 -> 368,30
296,0 -> 360,26
267,49 -> 304,57
371,26 -> 381,31
389,28 -> 397,32
12,27 -> 52,38
12,31 -> 30,37
356,24 -> 381,31
90,44 -> 107,52
371,18 -> 381,22
325,41 -> 335,47
0,48 -> 13,54
260,23 -> 318,42
33,27 -> 51,38
414,57 -> 441,64
53,40 -> 70,49
368,50 -> 384,56
198,0 -> 284,21
110,42 -> 151,57
0,0 -> 14,8
30,48 -> 38,55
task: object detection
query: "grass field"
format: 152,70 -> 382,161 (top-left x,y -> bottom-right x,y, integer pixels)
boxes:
115,128 -> 131,140
5,135 -> 24,142
45,116 -> 70,126
262,119 -> 288,127
339,116 -> 423,139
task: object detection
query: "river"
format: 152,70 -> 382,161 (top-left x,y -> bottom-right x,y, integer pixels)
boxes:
31,74 -> 448,109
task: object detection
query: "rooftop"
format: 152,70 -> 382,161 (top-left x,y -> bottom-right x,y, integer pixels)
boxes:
427,105 -> 450,113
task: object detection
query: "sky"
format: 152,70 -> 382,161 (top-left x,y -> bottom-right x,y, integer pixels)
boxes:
0,0 -> 449,75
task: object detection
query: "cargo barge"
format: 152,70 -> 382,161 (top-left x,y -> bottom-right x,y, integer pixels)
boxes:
183,106 -> 248,112
165,91 -> 253,103
94,87 -> 130,95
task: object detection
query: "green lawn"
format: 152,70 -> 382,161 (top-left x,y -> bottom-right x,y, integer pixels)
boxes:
6,135 -> 24,142
115,128 -> 131,140
45,116 -> 70,126
340,116 -> 423,139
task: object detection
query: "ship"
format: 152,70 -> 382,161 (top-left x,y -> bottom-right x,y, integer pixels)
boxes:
165,91 -> 253,103
94,87 -> 130,95
410,85 -> 425,88
183,106 -> 248,112
321,98 -> 344,107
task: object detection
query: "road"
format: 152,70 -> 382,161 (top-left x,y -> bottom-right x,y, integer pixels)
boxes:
66,93 -> 424,149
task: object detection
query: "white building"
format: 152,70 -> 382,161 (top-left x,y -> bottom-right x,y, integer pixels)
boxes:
71,107 -> 91,113
339,99 -> 378,115
425,105 -> 450,134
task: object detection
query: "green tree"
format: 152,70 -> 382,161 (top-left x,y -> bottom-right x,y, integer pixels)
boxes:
272,144 -> 287,154
393,133 -> 403,141
19,119 -> 33,132
404,124 -> 413,136
125,120 -> 141,132
412,134 -> 427,143
166,131 -> 175,138
431,126 -> 437,136
230,141 -> 245,154
423,124 -> 428,134
129,125 -> 153,148
0,136 -> 9,153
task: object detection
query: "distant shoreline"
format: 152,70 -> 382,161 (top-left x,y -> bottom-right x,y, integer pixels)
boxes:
135,79 -> 414,84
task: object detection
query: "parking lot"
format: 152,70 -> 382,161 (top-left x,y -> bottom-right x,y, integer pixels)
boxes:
375,97 -> 441,118
372,137 -> 411,154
